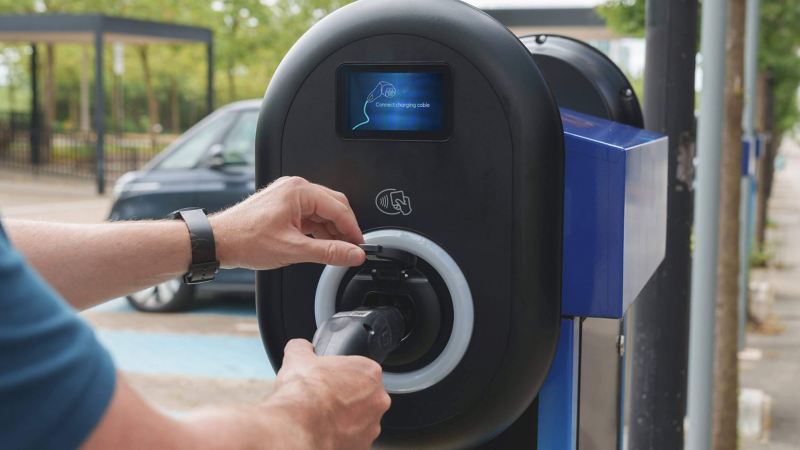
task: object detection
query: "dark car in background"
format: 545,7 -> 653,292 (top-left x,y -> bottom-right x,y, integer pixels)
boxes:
109,100 -> 260,312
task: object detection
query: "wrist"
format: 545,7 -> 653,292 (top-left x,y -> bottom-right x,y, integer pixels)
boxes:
208,214 -> 236,269
181,407 -> 252,449
165,220 -> 193,274
182,400 -> 316,450
262,391 -> 322,449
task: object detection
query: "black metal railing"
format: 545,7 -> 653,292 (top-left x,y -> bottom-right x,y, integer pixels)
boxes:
0,111 -> 175,182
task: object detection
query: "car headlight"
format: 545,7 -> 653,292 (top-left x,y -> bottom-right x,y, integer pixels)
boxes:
112,172 -> 140,200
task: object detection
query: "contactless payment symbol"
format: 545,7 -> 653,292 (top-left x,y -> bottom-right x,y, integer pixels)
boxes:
375,188 -> 412,216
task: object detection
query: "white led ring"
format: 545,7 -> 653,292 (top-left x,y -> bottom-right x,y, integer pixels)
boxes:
315,229 -> 474,394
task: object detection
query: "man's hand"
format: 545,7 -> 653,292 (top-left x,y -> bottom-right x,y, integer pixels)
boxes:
269,339 -> 391,450
211,176 -> 366,270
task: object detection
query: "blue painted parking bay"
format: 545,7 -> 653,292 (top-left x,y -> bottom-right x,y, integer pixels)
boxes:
87,298 -> 276,380
89,297 -> 255,317
96,330 -> 275,379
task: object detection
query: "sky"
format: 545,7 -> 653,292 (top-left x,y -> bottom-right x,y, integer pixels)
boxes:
460,0 -> 646,80
463,0 -> 605,8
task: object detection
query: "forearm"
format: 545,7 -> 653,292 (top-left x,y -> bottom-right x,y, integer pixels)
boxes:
83,374 -> 314,450
5,219 -> 191,309
183,395 -> 317,450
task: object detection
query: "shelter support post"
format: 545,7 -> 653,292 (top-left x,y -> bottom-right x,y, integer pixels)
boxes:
30,43 -> 40,168
206,41 -> 214,115
94,32 -> 105,194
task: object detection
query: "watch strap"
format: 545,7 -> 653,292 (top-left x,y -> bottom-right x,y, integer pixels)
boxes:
169,208 -> 220,284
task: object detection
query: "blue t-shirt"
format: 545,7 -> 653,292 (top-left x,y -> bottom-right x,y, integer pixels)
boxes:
0,221 -> 116,449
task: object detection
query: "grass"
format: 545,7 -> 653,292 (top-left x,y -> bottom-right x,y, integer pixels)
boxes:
751,248 -> 774,268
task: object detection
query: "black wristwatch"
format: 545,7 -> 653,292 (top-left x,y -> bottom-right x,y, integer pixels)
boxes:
168,208 -> 220,284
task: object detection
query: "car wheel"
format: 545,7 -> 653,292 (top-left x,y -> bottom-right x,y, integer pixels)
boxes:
126,278 -> 195,312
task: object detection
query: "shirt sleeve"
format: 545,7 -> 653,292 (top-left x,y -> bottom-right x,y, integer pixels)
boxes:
0,222 -> 116,450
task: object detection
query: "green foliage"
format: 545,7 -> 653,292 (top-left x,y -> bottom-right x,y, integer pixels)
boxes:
596,0 -> 646,38
750,237 -> 777,268
0,0 -> 353,132
0,46 -> 31,111
759,0 -> 800,135
597,0 -> 800,135
627,71 -> 644,104
766,217 -> 778,228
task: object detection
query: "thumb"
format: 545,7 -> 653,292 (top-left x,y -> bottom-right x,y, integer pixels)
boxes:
302,237 -> 366,267
283,338 -> 315,365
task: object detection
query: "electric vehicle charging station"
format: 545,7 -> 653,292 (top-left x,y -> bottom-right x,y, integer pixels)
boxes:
255,1 -> 667,448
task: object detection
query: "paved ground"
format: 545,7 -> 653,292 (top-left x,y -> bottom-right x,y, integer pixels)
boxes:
0,169 -> 275,412
0,168 -> 110,223
740,138 -> 800,449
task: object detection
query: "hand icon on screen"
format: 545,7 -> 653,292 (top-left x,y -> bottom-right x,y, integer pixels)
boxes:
353,81 -> 397,130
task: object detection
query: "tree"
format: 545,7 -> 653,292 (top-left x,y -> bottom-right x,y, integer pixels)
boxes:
713,0 -> 746,447
0,46 -> 27,111
754,72 -> 774,254
137,46 -> 160,145
596,1 -> 647,38
42,43 -> 55,160
753,0 -> 800,252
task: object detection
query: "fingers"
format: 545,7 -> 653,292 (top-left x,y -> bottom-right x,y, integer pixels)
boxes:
304,215 -> 346,240
300,236 -> 366,266
278,177 -> 363,244
300,184 -> 364,245
379,391 -> 392,413
314,184 -> 351,209
301,221 -> 334,239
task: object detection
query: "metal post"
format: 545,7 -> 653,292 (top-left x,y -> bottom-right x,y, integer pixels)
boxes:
737,146 -> 752,351
80,46 -> 91,133
742,0 -> 760,136
94,31 -> 105,194
206,40 -> 214,115
29,43 -> 40,167
629,1 -> 697,448
687,0 -> 728,448
738,0 -> 761,350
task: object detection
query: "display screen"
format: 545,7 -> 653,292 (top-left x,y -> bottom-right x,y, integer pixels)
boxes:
337,64 -> 452,140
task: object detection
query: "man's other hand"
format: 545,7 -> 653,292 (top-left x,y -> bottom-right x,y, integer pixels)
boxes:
210,177 -> 366,270
270,339 -> 391,450
82,340 -> 391,450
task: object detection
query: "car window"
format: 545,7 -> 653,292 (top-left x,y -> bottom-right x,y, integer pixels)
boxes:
220,110 -> 258,166
156,112 -> 235,170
